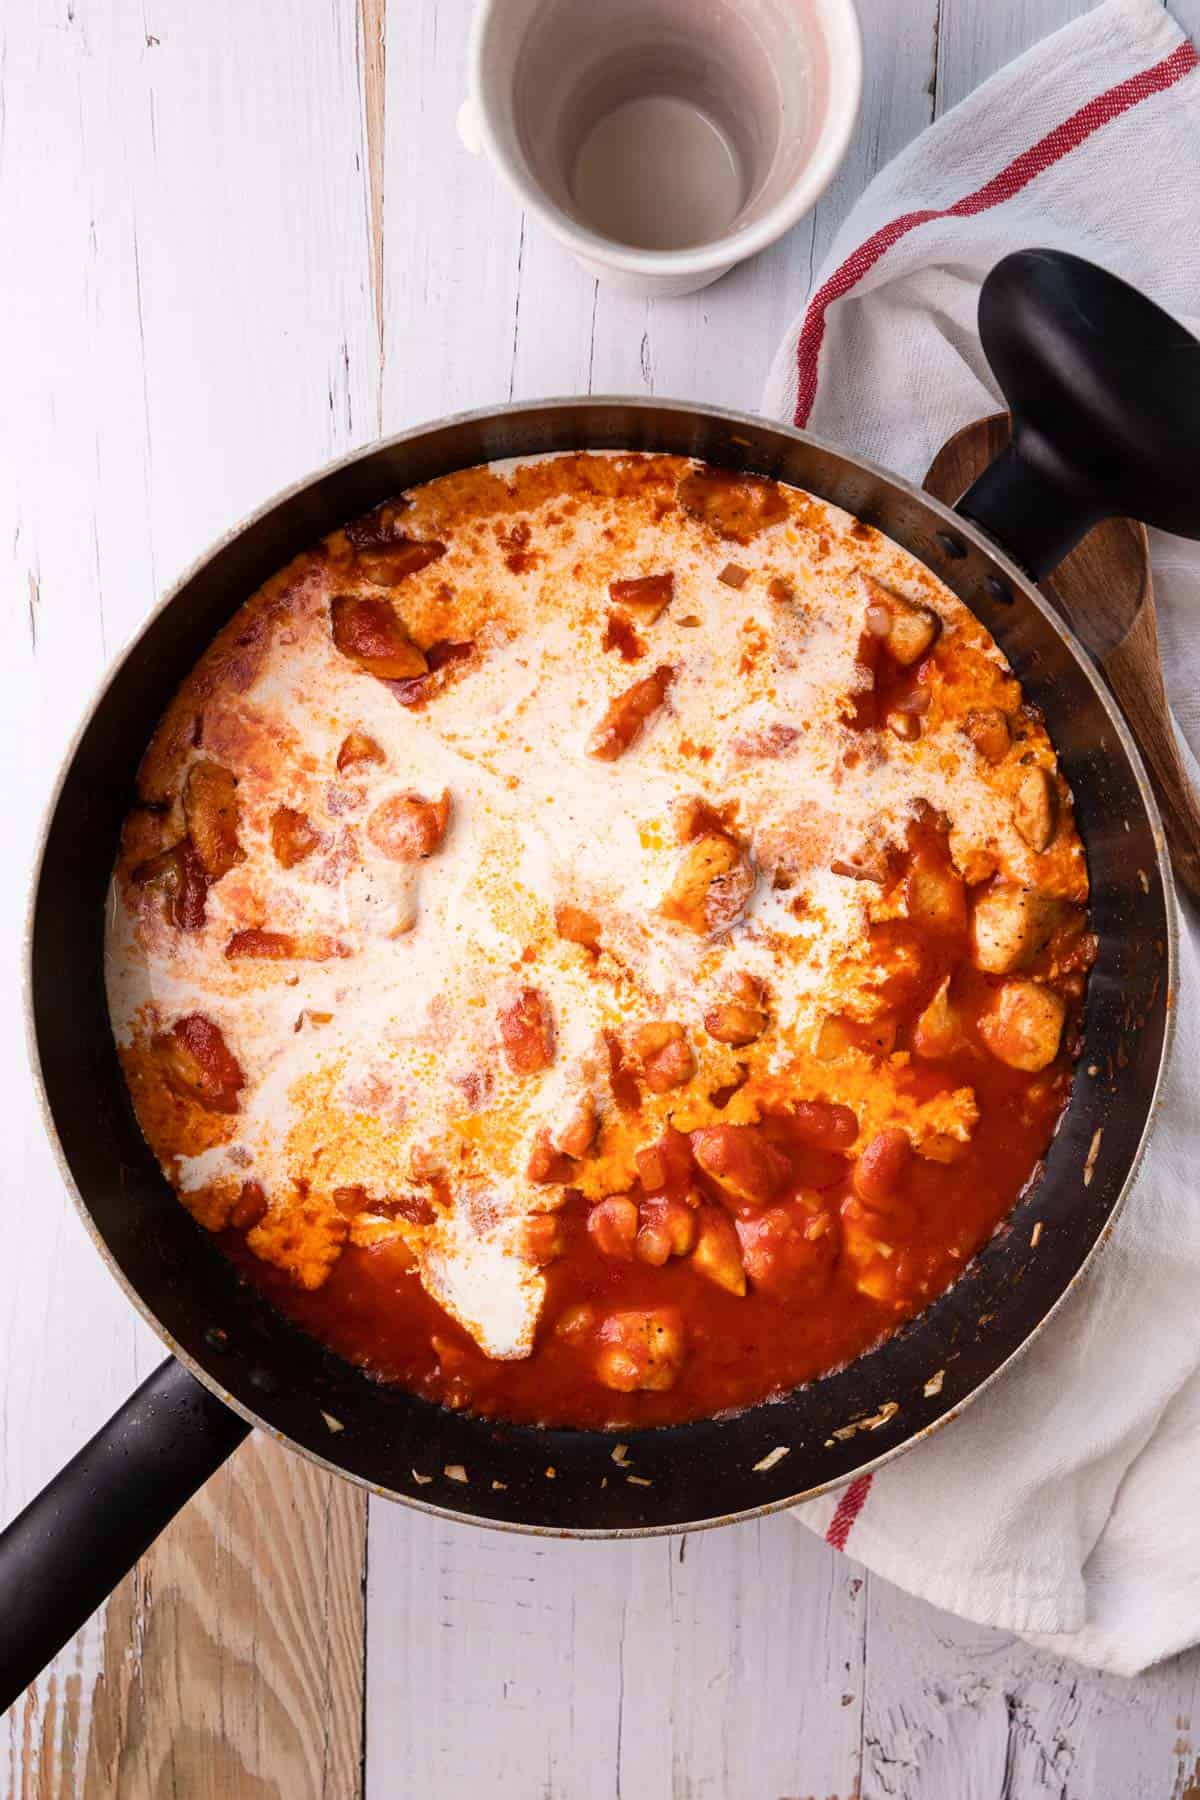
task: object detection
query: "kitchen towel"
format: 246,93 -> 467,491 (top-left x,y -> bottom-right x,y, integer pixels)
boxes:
764,0 -> 1200,1676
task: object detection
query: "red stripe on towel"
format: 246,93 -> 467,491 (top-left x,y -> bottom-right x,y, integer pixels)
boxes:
793,39 -> 1199,428
826,1473 -> 874,1550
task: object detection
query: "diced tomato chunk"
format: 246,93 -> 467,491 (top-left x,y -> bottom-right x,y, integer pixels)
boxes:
183,760 -> 242,881
230,1180 -> 267,1231
498,987 -> 555,1075
736,1200 -> 838,1301
337,731 -> 385,772
270,806 -> 322,868
133,839 -> 209,931
554,902 -> 602,951
609,573 -> 674,622
677,469 -> 789,542
527,1129 -> 573,1185
588,665 -> 674,761
522,1213 -> 566,1266
330,594 -> 427,679
690,1123 -> 793,1210
153,1014 -> 244,1115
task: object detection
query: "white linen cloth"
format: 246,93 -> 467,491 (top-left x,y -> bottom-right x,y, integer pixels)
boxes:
763,0 -> 1200,1675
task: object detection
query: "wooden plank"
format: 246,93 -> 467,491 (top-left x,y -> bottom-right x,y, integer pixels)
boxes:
0,0 -> 373,1786
861,1575 -> 1200,1800
365,1506 -> 865,1800
934,0 -> 1091,114
11,1437 -> 364,1800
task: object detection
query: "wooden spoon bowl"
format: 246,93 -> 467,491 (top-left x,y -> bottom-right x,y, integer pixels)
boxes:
925,414 -> 1200,901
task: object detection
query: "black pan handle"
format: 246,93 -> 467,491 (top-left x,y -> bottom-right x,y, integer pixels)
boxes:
957,248 -> 1200,577
0,1356 -> 249,1713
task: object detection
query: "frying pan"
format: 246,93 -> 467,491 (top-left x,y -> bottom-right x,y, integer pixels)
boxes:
3,249 -> 1197,1710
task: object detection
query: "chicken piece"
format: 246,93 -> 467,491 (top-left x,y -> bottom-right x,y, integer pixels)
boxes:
596,1307 -> 686,1392
815,1013 -> 897,1062
964,708 -> 1011,764
330,594 -> 427,679
588,1196 -> 640,1259
133,839 -> 208,930
736,1199 -> 838,1302
1013,766 -> 1059,852
911,1088 -> 980,1160
858,570 -> 941,666
588,664 -> 674,761
979,979 -> 1066,1072
635,1127 -> 696,1194
841,922 -> 928,1020
791,1100 -> 859,1150
554,1094 -> 599,1159
840,1196 -> 904,1303
906,861 -> 967,936
247,1196 -> 349,1291
677,468 -> 789,542
971,885 -> 1061,973
661,832 -> 755,936
270,805 -> 322,869
152,1014 -> 244,1114
636,1196 -> 698,1266
367,789 -> 451,860
183,760 -> 242,881
554,902 -> 602,951
690,1123 -> 792,1209
691,1205 -> 747,1295
912,976 -> 967,1061
632,1022 -> 696,1094
498,987 -> 555,1075
337,731 -> 385,772
609,573 -> 674,623
704,974 -> 769,1045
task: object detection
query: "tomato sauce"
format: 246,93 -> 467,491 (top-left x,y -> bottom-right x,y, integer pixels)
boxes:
222,862 -> 1087,1429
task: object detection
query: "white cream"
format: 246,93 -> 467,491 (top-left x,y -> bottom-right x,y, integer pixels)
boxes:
105,453 -> 1058,1363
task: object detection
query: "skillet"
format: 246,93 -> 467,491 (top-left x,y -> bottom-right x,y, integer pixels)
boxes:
3,250 -> 1198,1709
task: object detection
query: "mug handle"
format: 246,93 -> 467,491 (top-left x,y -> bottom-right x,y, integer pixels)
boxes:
956,248 -> 1200,577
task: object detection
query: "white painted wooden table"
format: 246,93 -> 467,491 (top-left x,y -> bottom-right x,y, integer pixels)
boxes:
5,2 -> 1200,1794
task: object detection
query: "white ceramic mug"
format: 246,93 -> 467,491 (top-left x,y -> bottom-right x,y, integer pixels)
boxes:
459,0 -> 862,299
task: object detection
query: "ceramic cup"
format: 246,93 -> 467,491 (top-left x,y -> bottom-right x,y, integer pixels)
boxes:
459,0 -> 862,298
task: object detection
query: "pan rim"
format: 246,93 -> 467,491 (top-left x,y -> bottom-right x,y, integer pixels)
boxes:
22,394 -> 1181,1537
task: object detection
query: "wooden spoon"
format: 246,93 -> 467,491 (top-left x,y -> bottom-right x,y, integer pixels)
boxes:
925,412 -> 1200,901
